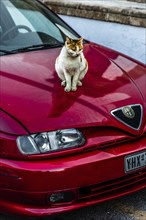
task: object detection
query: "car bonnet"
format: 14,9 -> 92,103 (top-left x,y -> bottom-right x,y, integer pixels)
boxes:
1,43 -> 146,135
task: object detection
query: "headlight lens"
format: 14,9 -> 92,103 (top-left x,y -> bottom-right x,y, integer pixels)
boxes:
17,129 -> 85,155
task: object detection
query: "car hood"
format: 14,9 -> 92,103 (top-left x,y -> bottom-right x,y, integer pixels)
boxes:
1,43 -> 146,135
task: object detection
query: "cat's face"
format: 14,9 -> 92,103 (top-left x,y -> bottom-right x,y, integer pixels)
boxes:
65,37 -> 83,57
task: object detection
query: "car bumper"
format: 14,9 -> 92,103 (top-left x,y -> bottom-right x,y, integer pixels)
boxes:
0,137 -> 146,217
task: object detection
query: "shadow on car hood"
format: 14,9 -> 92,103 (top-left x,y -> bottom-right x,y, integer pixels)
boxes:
1,43 -> 145,135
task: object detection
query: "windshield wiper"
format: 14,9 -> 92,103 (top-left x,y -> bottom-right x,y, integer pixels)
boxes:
0,42 -> 63,55
12,42 -> 63,53
0,49 -> 15,55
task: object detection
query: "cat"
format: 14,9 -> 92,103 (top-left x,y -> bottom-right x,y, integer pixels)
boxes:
55,37 -> 88,92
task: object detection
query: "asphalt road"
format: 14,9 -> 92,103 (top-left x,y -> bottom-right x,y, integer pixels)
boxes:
0,188 -> 146,220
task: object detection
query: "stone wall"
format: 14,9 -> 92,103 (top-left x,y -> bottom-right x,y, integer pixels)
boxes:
127,0 -> 146,3
42,0 -> 146,27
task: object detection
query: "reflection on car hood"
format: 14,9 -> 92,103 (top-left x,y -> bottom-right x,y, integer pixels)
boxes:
1,43 -> 146,135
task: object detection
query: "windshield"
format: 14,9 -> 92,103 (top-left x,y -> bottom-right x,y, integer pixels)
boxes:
0,0 -> 79,55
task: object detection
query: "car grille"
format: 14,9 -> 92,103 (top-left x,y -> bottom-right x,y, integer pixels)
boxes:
78,169 -> 146,202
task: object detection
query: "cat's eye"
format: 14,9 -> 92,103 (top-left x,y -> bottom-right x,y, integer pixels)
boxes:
17,129 -> 85,155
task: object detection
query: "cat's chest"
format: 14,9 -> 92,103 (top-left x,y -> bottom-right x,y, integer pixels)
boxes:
66,58 -> 79,66
62,56 -> 80,68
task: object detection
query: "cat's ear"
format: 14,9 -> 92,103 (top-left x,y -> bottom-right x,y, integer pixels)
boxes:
66,36 -> 71,43
78,37 -> 83,42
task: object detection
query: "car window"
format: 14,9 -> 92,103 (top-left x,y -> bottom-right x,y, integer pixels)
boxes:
6,0 -> 35,33
6,0 -> 62,39
0,0 -> 79,54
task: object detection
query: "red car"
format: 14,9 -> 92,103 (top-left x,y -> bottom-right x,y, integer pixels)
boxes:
0,0 -> 146,217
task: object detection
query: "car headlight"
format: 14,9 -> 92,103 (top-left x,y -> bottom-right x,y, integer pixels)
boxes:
17,129 -> 85,155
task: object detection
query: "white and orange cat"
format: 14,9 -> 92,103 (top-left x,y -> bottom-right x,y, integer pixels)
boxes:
55,37 -> 88,92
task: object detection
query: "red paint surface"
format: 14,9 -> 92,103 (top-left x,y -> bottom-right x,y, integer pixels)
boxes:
0,42 -> 146,216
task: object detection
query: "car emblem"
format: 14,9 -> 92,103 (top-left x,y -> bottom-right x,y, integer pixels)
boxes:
111,104 -> 143,130
122,106 -> 135,119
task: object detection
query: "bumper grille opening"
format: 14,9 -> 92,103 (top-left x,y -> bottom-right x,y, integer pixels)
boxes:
78,169 -> 146,201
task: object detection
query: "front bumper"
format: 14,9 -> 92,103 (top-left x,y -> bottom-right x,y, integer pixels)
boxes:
0,137 -> 146,217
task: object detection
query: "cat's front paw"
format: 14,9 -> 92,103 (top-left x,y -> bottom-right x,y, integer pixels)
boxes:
65,86 -> 71,92
71,86 -> 77,91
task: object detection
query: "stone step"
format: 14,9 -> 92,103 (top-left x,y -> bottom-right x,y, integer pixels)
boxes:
127,0 -> 146,3
41,0 -> 146,27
